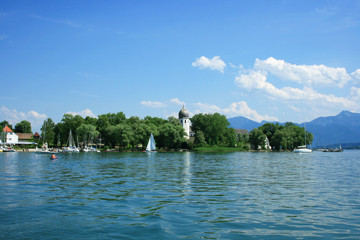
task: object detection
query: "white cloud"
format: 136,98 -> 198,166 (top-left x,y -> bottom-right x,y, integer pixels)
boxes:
193,102 -> 222,114
351,69 -> 360,80
0,35 -> 7,40
66,109 -> 97,118
192,56 -> 226,73
140,101 -> 167,108
170,98 -> 186,106
235,58 -> 359,111
350,87 -> 360,100
193,101 -> 278,122
0,106 -> 47,131
223,101 -> 278,122
254,57 -> 352,87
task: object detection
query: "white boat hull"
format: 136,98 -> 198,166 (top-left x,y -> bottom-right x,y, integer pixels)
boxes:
293,148 -> 312,153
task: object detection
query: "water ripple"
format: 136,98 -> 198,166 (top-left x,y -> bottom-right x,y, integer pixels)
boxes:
1,151 -> 360,239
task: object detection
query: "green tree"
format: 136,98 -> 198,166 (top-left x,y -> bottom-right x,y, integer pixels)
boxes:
76,124 -> 99,148
105,123 -> 134,148
258,123 -> 279,148
0,121 -> 12,130
144,116 -> 168,126
14,120 -> 32,133
224,128 -> 237,147
263,123 -> 313,151
61,114 -> 84,134
191,113 -> 233,146
40,118 -> 56,146
84,116 -> 98,126
156,123 -> 185,149
194,130 -> 207,147
249,128 -> 266,150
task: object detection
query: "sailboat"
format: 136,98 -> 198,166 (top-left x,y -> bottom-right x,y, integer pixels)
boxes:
293,123 -> 312,153
62,130 -> 80,153
145,133 -> 157,152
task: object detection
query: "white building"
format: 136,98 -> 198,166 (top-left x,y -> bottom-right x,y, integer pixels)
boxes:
1,126 -> 18,145
178,105 -> 191,139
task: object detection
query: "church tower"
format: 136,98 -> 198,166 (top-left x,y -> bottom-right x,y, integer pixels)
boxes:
178,105 -> 190,139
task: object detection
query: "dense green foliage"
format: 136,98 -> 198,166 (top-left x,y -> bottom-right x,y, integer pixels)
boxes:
249,128 -> 267,150
3,111 -> 312,152
14,120 -> 32,133
0,120 -> 12,131
40,118 -> 56,145
254,122 -> 313,150
191,113 -> 237,147
39,112 -> 186,150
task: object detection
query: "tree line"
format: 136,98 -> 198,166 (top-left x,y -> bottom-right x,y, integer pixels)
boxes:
1,112 -> 312,151
39,113 -> 186,150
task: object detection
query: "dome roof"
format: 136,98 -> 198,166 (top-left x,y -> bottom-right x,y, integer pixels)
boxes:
178,105 -> 189,118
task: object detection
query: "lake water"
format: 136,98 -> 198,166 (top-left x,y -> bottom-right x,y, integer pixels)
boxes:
1,151 -> 360,239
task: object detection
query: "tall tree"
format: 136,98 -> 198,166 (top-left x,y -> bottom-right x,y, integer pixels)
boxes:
156,122 -> 185,149
76,124 -> 99,147
14,120 -> 32,133
249,128 -> 266,150
41,118 -> 56,146
191,113 -> 235,147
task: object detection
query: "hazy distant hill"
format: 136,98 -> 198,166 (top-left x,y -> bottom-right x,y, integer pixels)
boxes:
306,111 -> 360,147
228,111 -> 360,147
227,116 -> 261,131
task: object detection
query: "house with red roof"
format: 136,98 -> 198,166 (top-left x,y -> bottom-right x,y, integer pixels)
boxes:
1,126 -> 19,145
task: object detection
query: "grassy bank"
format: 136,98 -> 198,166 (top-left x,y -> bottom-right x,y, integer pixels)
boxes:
193,147 -> 248,153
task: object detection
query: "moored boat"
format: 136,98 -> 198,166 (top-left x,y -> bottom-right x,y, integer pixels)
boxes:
293,145 -> 312,153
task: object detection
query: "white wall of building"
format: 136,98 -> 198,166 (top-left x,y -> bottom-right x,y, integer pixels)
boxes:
1,132 -> 19,144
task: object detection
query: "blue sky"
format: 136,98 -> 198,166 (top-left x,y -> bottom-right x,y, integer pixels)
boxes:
1,0 -> 360,132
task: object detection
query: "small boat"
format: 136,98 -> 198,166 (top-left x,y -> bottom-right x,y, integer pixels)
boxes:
50,155 -> 58,160
83,146 -> 100,152
144,133 -> 157,152
293,145 -> 312,153
294,123 -> 312,153
3,146 -> 16,152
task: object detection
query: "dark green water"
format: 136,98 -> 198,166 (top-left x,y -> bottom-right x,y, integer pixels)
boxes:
1,151 -> 359,239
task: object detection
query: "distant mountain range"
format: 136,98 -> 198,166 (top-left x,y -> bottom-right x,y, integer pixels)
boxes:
228,111 -> 360,147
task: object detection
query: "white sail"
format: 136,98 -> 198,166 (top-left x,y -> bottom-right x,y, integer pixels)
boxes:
146,133 -> 156,152
63,130 -> 80,153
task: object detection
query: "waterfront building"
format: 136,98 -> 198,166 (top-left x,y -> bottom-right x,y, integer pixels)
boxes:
1,125 -> 19,144
178,105 -> 191,139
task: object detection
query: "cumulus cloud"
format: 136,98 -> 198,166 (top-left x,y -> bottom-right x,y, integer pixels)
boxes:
0,106 -> 47,131
351,69 -> 360,80
66,109 -> 97,118
193,102 -> 222,113
140,101 -> 167,108
235,57 -> 358,111
254,57 -> 352,87
170,98 -> 186,106
350,87 -> 360,100
192,56 -> 226,73
193,101 -> 278,122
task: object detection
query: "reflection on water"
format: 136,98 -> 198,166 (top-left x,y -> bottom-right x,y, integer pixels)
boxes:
0,151 -> 360,239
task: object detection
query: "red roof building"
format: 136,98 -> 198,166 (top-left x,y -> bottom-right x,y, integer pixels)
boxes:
3,125 -> 13,133
33,132 -> 41,140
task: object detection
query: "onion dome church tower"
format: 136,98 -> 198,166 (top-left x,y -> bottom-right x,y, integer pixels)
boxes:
179,105 -> 190,139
